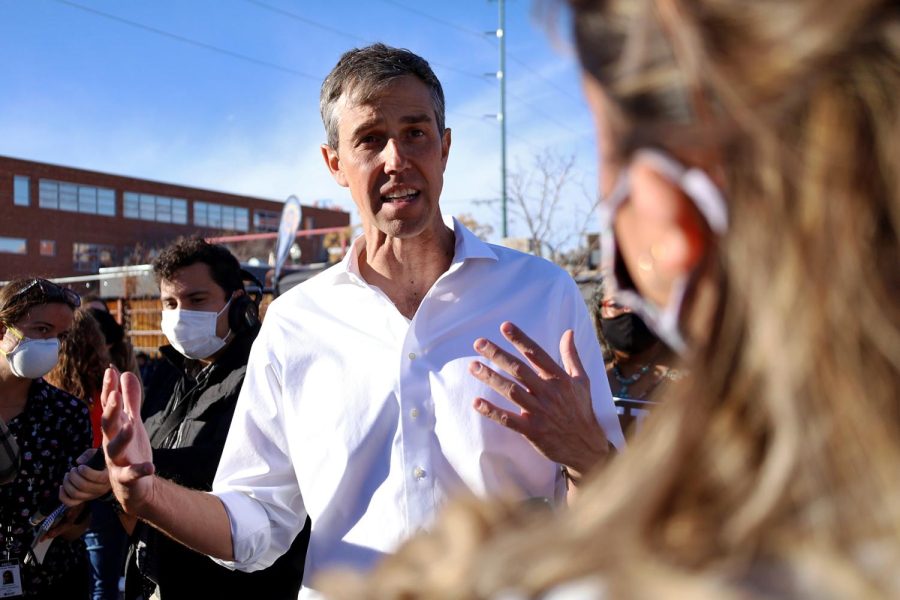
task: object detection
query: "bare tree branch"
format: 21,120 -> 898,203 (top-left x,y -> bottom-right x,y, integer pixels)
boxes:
507,148 -> 592,265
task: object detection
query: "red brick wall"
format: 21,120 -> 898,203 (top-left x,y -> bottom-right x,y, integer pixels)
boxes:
0,156 -> 349,280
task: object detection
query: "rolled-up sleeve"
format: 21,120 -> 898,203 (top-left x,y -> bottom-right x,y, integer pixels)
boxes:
210,316 -> 308,572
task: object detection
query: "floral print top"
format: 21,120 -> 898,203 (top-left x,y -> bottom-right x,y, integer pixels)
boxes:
0,379 -> 92,596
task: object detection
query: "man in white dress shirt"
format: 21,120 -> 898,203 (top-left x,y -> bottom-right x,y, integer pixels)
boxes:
99,43 -> 623,598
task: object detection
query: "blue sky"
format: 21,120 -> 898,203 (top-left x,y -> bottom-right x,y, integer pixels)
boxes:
0,0 -> 599,243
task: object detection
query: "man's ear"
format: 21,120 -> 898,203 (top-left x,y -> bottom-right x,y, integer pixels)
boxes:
321,144 -> 348,188
440,128 -> 451,169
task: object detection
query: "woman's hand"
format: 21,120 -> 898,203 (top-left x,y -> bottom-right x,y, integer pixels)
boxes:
40,503 -> 89,542
58,448 -> 111,507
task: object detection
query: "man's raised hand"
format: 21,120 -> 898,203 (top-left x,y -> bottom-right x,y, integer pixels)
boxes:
100,366 -> 155,514
469,322 -> 612,483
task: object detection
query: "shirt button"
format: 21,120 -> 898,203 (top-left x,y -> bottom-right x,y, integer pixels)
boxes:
413,466 -> 426,480
408,352 -> 417,360
410,408 -> 419,419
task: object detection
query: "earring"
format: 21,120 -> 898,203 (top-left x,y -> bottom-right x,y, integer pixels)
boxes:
637,253 -> 655,273
637,243 -> 668,273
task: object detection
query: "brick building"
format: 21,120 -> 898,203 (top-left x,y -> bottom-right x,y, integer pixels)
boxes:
0,155 -> 350,281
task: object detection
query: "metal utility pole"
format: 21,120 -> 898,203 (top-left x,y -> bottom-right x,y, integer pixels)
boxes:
497,0 -> 508,238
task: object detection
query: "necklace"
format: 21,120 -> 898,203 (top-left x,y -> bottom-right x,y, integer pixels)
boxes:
612,362 -> 651,386
612,362 -> 652,397
612,363 -> 684,399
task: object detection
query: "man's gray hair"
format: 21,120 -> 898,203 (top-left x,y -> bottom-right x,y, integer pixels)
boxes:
320,43 -> 446,150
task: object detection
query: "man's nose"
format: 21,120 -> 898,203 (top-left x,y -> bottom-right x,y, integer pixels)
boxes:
382,138 -> 410,173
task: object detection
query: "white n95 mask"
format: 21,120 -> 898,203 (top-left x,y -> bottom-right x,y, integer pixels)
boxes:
160,299 -> 232,360
0,325 -> 60,379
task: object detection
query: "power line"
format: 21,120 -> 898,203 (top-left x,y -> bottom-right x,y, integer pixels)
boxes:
506,130 -> 545,155
372,0 -> 582,107
447,110 -> 494,123
241,0 -> 368,44
47,0 -> 583,142
445,113 -> 546,158
505,88 -> 584,136
507,54 -> 582,105
373,0 -> 492,41
440,197 -> 502,207
48,0 -> 322,81
242,0 -> 493,84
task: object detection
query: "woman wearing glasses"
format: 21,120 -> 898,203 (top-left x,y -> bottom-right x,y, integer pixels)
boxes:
0,278 -> 92,597
324,0 -> 900,597
594,291 -> 683,435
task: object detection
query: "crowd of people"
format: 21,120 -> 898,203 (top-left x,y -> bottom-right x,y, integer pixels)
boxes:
0,0 -> 897,597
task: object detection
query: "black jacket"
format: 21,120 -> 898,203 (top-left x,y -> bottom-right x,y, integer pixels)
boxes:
126,327 -> 309,600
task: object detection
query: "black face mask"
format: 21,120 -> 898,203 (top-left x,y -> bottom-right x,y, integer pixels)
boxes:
600,312 -> 658,355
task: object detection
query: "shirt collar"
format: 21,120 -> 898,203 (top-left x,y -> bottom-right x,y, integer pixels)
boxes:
334,215 -> 498,286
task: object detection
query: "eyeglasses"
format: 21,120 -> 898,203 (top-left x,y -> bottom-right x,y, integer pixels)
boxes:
7,279 -> 81,309
598,148 -> 727,353
599,298 -> 629,318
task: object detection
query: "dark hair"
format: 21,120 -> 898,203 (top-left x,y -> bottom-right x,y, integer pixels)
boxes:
320,42 -> 446,150
152,236 -> 243,299
0,277 -> 78,326
88,308 -> 124,345
45,308 -> 111,402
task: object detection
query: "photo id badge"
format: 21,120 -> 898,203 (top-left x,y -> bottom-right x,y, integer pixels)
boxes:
0,560 -> 22,597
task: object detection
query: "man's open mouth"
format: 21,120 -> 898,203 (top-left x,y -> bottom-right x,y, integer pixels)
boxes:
381,188 -> 420,203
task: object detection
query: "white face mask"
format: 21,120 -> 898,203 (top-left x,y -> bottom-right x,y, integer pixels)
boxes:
160,298 -> 232,360
0,325 -> 60,379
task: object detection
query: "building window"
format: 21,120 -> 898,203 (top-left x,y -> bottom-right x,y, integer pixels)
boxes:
123,192 -> 187,224
39,240 -> 56,257
0,237 -> 26,255
123,192 -> 138,218
73,243 -> 116,272
97,188 -> 116,216
194,201 -> 249,232
59,182 -> 78,212
172,199 -> 188,224
38,179 -> 116,216
78,186 -> 97,213
253,209 -> 281,232
39,180 -> 57,209
13,176 -> 29,206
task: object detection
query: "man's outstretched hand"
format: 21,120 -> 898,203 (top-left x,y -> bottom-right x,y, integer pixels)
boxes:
469,322 -> 612,484
101,366 -> 155,515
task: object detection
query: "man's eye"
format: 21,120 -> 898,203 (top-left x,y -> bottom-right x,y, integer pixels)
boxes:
359,135 -> 381,146
409,129 -> 425,138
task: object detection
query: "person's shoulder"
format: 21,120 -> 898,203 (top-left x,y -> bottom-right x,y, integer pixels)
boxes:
34,379 -> 82,404
481,242 -> 576,283
34,380 -> 91,421
268,262 -> 345,313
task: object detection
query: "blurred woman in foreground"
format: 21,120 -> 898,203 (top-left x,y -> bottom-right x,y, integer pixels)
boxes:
326,0 -> 900,597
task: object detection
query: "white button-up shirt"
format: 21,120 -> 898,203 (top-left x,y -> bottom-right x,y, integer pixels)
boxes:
212,217 -> 623,598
